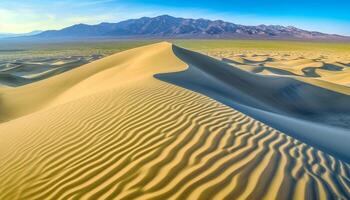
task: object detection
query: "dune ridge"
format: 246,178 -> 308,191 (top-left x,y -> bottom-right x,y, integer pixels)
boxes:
157,45 -> 350,161
0,42 -> 349,199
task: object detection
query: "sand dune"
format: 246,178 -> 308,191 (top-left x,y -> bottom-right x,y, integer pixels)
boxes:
0,55 -> 103,87
0,42 -> 349,199
220,53 -> 350,88
158,45 -> 350,161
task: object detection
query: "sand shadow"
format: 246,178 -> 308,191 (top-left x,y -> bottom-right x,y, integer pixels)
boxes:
155,45 -> 350,162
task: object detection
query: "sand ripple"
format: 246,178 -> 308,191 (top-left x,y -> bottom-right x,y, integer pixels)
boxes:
0,42 -> 349,199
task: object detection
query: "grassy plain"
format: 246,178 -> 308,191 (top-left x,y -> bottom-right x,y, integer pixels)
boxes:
2,39 -> 350,60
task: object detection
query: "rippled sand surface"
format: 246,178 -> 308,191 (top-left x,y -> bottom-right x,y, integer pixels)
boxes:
0,42 -> 349,199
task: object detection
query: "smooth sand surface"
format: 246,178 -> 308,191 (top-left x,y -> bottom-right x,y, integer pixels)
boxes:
0,42 -> 349,199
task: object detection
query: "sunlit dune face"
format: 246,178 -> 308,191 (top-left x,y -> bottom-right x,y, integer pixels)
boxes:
0,42 -> 349,199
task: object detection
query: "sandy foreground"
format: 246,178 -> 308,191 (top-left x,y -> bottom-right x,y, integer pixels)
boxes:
0,42 -> 349,199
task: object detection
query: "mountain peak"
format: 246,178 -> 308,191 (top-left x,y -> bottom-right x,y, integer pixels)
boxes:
155,14 -> 177,19
34,15 -> 349,41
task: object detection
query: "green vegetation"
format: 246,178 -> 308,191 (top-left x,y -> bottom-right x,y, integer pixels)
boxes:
1,39 -> 349,61
0,40 -> 159,60
173,40 -> 350,52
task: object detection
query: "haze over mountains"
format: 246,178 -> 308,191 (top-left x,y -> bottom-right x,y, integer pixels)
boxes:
29,15 -> 350,41
0,31 -> 43,39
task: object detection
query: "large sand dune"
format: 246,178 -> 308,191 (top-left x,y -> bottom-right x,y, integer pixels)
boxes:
157,45 -> 350,162
0,42 -> 349,199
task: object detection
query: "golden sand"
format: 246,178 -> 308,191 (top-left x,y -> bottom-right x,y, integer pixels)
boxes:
0,42 -> 349,199
210,49 -> 350,94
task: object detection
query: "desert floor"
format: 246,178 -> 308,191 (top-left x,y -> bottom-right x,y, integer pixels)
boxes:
0,41 -> 349,199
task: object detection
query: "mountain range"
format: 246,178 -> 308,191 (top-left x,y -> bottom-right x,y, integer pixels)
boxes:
18,15 -> 350,41
0,30 -> 43,39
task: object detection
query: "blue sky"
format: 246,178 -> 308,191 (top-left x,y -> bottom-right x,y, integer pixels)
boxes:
0,0 -> 349,35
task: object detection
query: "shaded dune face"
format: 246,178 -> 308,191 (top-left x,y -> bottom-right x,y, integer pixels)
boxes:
156,45 -> 350,162
168,46 -> 350,119
0,42 -> 349,199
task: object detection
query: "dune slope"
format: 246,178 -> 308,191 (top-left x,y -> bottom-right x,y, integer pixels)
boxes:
0,55 -> 103,87
158,45 -> 350,159
0,42 -> 349,199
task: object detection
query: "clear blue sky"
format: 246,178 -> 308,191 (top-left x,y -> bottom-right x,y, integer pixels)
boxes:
0,0 -> 349,35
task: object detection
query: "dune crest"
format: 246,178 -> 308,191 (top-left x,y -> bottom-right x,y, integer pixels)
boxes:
0,42 -> 186,122
0,42 -> 349,199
